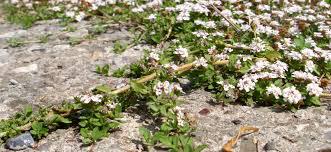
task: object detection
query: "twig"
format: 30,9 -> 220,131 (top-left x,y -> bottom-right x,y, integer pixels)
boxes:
224,44 -> 252,50
110,60 -> 229,94
211,5 -> 241,33
158,19 -> 175,49
321,93 -> 331,97
222,126 -> 259,152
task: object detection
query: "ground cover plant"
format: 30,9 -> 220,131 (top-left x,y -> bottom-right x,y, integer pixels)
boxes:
1,0 -> 331,151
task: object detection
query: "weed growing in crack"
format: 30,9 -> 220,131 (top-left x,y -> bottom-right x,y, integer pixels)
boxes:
6,38 -> 24,47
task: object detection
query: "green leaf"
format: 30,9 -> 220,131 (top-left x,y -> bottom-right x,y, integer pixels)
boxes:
80,128 -> 89,138
79,120 -> 88,127
108,121 -> 120,129
245,98 -> 255,106
23,106 -> 33,117
139,127 -> 151,142
294,35 -> 306,49
60,117 -> 72,124
195,144 -> 208,152
158,135 -> 173,147
228,54 -> 238,71
130,81 -> 148,94
95,85 -> 113,94
309,96 -> 321,106
91,127 -> 106,141
160,123 -> 172,132
261,50 -> 281,62
148,104 -> 159,112
325,62 -> 331,71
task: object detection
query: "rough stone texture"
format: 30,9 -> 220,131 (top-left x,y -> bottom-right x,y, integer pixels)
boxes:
0,18 -> 147,151
0,19 -> 147,120
5,133 -> 35,151
0,9 -> 331,152
179,90 -> 331,152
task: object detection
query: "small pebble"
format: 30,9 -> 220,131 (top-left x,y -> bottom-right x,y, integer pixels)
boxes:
327,104 -> 331,111
9,79 -> 19,85
198,108 -> 210,116
264,140 -> 277,151
5,132 -> 35,151
231,119 -> 242,125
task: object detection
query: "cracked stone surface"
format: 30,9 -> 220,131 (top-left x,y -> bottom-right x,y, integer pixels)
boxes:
0,10 -> 331,152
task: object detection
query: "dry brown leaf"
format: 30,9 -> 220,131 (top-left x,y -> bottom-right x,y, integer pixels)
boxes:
222,126 -> 259,152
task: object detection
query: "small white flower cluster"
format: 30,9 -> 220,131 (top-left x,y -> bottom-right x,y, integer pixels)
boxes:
292,71 -> 319,83
266,84 -> 282,99
306,82 -> 323,97
250,60 -> 288,77
217,81 -> 235,92
193,57 -> 208,68
149,52 -> 160,61
106,102 -> 118,109
153,81 -> 183,96
282,86 -> 303,104
79,94 -> 103,104
147,14 -> 157,21
192,30 -> 209,39
194,20 -> 216,29
305,60 -> 315,73
174,46 -> 189,59
174,106 -> 185,127
267,82 -> 324,103
163,62 -> 179,71
249,37 -> 266,53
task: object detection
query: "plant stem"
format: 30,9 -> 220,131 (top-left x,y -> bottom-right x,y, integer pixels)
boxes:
211,5 -> 241,33
110,60 -> 229,94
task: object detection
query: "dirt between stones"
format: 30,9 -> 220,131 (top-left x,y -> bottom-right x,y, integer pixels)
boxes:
0,19 -> 330,152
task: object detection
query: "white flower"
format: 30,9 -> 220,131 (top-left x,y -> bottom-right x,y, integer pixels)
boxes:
286,51 -> 303,60
153,82 -> 163,96
237,77 -> 256,92
292,71 -> 319,82
107,102 -> 118,109
282,86 -> 302,104
148,14 -> 157,21
51,6 -> 61,12
306,83 -> 323,97
174,106 -> 185,127
173,84 -> 184,93
80,95 -> 91,104
215,53 -> 229,60
266,84 -> 282,99
149,52 -> 160,61
163,81 -> 173,95
79,94 -> 102,103
305,60 -> 315,73
153,81 -> 184,96
176,11 -> 190,22
223,47 -> 233,53
207,45 -> 216,54
194,20 -> 216,29
249,37 -> 266,53
301,48 -> 317,59
193,57 -> 208,67
163,63 -> 178,71
174,46 -> 189,59
90,94 -> 103,103
269,61 -> 288,77
192,30 -> 209,39
65,11 -> 75,18
250,60 -> 270,73
217,81 -> 235,91
75,11 -> 85,22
